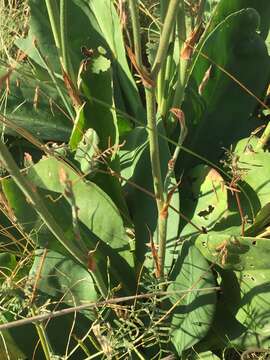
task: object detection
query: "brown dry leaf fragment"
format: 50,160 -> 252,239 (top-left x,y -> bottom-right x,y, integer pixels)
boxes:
198,65 -> 212,95
87,241 -> 100,272
0,191 -> 17,223
181,23 -> 204,60
62,68 -> 82,109
126,45 -> 155,88
58,167 -> 67,184
0,68 -> 13,92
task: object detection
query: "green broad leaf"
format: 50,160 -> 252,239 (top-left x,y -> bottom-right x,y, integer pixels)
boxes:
78,51 -> 117,151
84,0 -> 143,119
181,8 -> 270,169
78,50 -> 130,217
168,242 -> 217,355
2,178 -> 88,267
2,157 -> 135,295
195,268 -> 270,352
69,103 -> 87,150
74,128 -> 100,174
245,203 -> 270,237
17,0 -> 143,122
208,0 -> 270,39
30,249 -> 97,318
195,233 -> 270,270
120,122 -> 180,270
0,65 -> 71,141
235,269 -> 270,336
16,0 -> 106,75
27,157 -> 133,267
233,137 -> 270,213
180,165 -> 228,236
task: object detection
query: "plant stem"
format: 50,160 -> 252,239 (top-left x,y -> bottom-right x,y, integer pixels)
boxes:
157,0 -> 170,107
145,87 -> 168,279
159,38 -> 175,116
172,0 -> 188,108
151,0 -> 180,80
128,0 -> 143,70
256,121 -> 270,150
60,0 -> 68,71
46,0 -> 76,92
44,0 -> 61,52
31,308 -> 53,360
59,0 -> 75,84
145,87 -> 164,210
0,140 -> 86,266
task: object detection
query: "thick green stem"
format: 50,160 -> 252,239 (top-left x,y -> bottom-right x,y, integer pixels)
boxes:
60,0 -> 68,72
156,0 -> 170,106
256,121 -> 270,150
172,1 -> 188,108
145,87 -> 168,278
151,0 -> 180,80
145,87 -> 164,209
159,39 -> 175,116
44,0 -> 61,52
0,141 -> 86,266
128,0 -> 143,69
59,0 -> 76,83
31,308 -> 53,360
46,0 -> 76,90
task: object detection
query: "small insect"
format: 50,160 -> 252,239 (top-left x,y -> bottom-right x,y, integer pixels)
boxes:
80,46 -> 95,59
80,46 -> 95,71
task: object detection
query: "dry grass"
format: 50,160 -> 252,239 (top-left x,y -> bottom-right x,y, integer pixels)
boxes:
0,0 -> 29,60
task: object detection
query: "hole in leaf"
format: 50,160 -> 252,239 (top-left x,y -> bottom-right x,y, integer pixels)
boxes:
252,240 -> 257,246
202,241 -> 207,247
198,205 -> 215,219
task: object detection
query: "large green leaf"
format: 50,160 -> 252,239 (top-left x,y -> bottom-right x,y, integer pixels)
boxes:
180,165 -> 228,237
28,157 -> 132,263
16,0 -> 143,120
181,8 -> 270,169
2,157 -> 135,294
78,51 -> 117,150
30,249 -> 97,316
74,51 -> 131,216
16,0 -> 106,75
196,233 -> 270,270
233,137 -> 270,213
235,269 -> 270,336
208,0 -> 270,39
196,268 -> 270,351
168,242 -> 216,355
84,0 -> 144,119
0,65 -> 71,141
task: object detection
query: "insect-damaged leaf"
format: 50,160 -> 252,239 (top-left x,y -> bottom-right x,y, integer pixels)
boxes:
180,165 -> 227,236
168,242 -> 216,355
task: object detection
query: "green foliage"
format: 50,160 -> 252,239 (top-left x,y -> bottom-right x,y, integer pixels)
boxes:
0,0 -> 270,358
